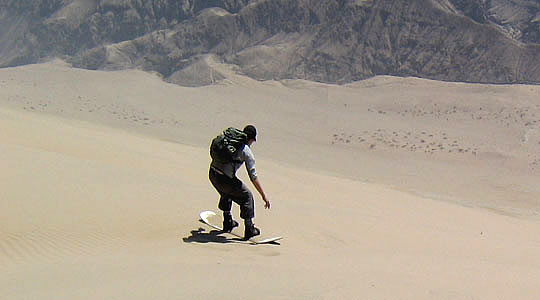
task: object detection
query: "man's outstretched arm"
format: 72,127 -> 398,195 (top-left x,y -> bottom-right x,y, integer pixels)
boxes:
252,178 -> 270,209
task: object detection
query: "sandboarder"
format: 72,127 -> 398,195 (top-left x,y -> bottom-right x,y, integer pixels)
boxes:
209,125 -> 270,240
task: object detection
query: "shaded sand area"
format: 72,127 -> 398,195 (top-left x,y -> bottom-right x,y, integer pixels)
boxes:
1,60 -> 540,299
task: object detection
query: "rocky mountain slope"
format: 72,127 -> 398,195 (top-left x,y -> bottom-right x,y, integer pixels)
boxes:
0,0 -> 539,86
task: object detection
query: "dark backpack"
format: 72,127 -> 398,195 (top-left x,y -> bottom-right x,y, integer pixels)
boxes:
210,127 -> 247,163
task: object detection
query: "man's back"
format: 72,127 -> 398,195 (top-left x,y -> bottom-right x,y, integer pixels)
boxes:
211,144 -> 257,181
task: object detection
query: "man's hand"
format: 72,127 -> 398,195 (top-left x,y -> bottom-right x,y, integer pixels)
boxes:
263,197 -> 271,209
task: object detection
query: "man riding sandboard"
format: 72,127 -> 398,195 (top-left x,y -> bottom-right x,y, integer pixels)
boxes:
209,125 -> 270,240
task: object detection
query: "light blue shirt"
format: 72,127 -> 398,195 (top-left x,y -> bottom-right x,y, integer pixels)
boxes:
211,145 -> 258,181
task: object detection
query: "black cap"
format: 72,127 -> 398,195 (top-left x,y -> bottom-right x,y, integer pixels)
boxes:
243,125 -> 257,141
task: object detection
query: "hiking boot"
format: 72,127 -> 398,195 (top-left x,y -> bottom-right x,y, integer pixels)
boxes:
244,224 -> 261,240
223,218 -> 239,232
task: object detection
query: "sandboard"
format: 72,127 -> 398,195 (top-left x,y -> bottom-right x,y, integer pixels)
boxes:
199,211 -> 282,245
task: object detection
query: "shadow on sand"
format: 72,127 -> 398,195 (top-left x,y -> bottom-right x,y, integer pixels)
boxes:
182,227 -> 246,244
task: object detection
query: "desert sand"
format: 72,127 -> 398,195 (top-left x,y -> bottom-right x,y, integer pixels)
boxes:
1,59 -> 540,299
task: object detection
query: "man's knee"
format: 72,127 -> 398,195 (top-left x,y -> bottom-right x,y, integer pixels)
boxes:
218,197 -> 232,212
239,191 -> 255,219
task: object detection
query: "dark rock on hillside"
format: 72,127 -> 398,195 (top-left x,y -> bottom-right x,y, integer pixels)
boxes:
1,0 -> 539,86
437,0 -> 540,44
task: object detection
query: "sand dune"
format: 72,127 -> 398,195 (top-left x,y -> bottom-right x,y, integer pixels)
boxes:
2,60 -> 540,216
1,61 -> 540,299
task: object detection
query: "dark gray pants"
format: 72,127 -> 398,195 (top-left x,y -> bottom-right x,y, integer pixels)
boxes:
209,168 -> 254,220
